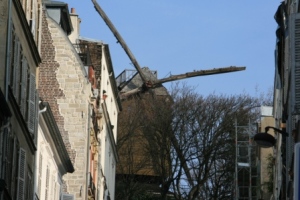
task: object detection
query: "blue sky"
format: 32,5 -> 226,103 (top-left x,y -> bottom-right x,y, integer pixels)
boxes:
63,0 -> 281,97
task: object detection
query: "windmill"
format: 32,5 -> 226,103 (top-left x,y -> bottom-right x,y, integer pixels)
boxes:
91,0 -> 246,98
90,2 -> 247,197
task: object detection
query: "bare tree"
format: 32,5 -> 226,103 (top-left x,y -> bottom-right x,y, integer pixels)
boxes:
116,83 -> 262,200
169,83 -> 260,200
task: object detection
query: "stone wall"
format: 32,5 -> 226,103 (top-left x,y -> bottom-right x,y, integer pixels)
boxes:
38,8 -> 91,199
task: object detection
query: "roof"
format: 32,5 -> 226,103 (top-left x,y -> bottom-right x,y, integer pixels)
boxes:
44,0 -> 73,35
117,67 -> 169,96
78,36 -> 103,44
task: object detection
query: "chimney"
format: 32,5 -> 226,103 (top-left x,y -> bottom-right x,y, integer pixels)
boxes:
68,7 -> 81,43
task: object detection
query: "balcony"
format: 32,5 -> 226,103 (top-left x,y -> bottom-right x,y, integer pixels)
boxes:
73,43 -> 92,66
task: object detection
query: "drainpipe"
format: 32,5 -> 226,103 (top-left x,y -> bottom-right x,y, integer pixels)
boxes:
86,103 -> 91,200
33,102 -> 47,200
5,0 -> 12,100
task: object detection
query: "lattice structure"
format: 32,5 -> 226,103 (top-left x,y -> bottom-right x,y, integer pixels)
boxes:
235,121 -> 258,200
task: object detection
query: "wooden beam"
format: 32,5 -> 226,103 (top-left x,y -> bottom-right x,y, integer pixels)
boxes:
91,0 -> 148,83
153,66 -> 246,86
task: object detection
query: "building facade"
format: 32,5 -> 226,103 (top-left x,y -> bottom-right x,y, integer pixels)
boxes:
273,0 -> 300,199
35,102 -> 74,200
39,2 -> 91,198
0,0 -> 121,199
38,2 -> 121,199
257,106 -> 275,199
0,0 -> 42,199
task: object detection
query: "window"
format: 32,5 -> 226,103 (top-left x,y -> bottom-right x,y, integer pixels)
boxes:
13,37 -> 21,102
27,73 -> 37,135
54,182 -> 61,200
45,166 -> 49,200
10,137 -> 19,200
29,0 -> 35,38
20,56 -> 28,117
26,169 -> 33,200
36,1 -> 42,47
10,31 -> 38,138
61,193 -> 74,200
38,154 -> 42,197
1,126 -> 11,190
17,148 -> 26,200
1,126 -> 19,199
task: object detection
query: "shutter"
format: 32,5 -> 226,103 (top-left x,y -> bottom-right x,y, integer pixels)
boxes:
20,57 -> 28,117
61,193 -> 74,200
10,137 -> 18,197
4,127 -> 12,191
284,36 -> 289,105
27,73 -> 36,135
9,27 -> 14,68
2,127 -> 10,183
34,90 -> 39,141
27,172 -> 33,200
17,148 -> 26,200
10,30 -> 15,86
13,40 -> 21,101
291,13 -> 300,113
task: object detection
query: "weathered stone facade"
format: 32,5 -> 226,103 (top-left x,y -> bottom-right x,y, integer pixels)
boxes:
0,0 -> 41,199
38,7 -> 91,198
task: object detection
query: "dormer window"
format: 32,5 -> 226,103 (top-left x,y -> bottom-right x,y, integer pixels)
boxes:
45,1 -> 73,35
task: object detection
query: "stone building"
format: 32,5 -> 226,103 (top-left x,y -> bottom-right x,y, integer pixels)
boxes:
39,2 -> 121,199
39,1 -> 91,198
0,0 -> 42,199
273,0 -> 300,199
71,36 -> 122,199
0,0 -> 121,199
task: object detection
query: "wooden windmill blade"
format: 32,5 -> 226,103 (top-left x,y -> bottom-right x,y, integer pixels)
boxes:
91,0 -> 148,83
152,66 -> 246,87
92,0 -> 246,99
119,66 -> 246,99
